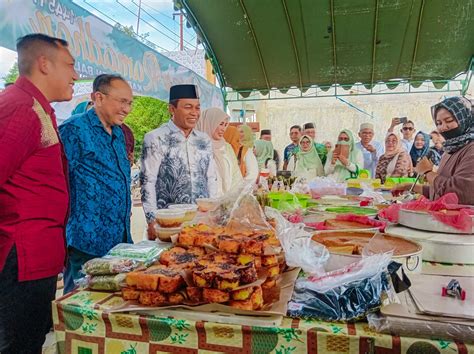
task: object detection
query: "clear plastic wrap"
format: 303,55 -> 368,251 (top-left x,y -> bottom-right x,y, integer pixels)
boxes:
106,240 -> 166,265
88,273 -> 127,291
367,312 -> 474,344
197,182 -> 255,227
82,257 -> 142,275
308,177 -> 346,197
287,254 -> 395,321
265,207 -> 329,275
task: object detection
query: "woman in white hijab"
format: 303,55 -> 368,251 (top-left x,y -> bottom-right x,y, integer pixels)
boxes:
196,108 -> 243,196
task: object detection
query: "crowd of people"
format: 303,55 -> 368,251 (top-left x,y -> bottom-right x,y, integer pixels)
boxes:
0,33 -> 473,353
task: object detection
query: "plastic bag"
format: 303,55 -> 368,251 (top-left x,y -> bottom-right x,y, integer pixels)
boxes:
82,257 -> 141,275
287,254 -> 394,321
367,312 -> 474,344
198,182 -> 255,227
106,241 -> 166,266
88,273 -> 127,291
265,207 -> 329,275
309,177 -> 346,197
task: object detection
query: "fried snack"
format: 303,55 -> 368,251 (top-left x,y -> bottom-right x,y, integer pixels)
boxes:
228,299 -> 253,310
177,231 -> 195,246
212,253 -> 236,265
194,232 -> 217,247
261,255 -> 278,266
126,271 -> 159,291
121,287 -> 140,300
168,292 -> 186,305
217,235 -> 241,254
187,246 -> 206,257
241,239 -> 263,255
159,247 -> 187,265
186,287 -> 202,303
215,271 -> 240,291
193,269 -> 216,288
231,286 -> 254,301
236,263 -> 258,284
202,288 -> 230,303
131,265 -> 184,293
250,286 -> 264,310
254,256 -> 262,269
237,254 -> 255,266
266,264 -> 280,279
139,291 -> 167,306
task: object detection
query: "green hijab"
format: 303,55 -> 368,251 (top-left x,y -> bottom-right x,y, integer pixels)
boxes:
326,129 -> 361,181
294,135 -> 324,176
240,125 -> 255,149
254,139 -> 274,168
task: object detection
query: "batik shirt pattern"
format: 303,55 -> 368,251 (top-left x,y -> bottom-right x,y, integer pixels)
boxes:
59,109 -> 131,256
140,120 -> 217,222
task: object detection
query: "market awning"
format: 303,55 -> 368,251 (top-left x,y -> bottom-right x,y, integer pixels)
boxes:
176,0 -> 474,95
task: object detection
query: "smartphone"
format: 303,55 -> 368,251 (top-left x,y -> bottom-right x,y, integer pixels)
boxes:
399,117 -> 408,124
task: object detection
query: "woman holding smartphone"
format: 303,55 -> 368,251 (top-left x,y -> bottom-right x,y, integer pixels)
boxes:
324,129 -> 363,182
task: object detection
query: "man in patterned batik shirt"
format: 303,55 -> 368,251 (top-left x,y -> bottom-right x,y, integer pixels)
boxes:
140,84 -> 217,224
59,74 -> 133,294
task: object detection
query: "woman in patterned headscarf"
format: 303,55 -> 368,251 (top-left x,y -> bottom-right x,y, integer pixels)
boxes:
324,129 -> 364,182
393,96 -> 474,204
409,131 -> 431,168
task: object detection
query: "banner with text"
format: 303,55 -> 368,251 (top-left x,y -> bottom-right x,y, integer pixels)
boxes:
0,0 -> 224,108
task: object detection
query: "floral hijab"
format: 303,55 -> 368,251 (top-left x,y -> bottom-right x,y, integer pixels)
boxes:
431,96 -> 473,154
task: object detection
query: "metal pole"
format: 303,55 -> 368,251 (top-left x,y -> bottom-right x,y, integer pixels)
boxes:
136,0 -> 142,34
179,13 -> 184,50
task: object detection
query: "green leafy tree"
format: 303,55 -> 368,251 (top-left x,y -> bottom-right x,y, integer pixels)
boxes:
2,62 -> 19,84
126,96 -> 170,161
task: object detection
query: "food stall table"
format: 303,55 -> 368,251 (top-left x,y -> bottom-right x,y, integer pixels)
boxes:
53,289 -> 473,354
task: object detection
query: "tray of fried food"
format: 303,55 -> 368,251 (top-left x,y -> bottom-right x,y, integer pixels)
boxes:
121,287 -> 189,306
177,224 -> 225,248
159,246 -> 205,269
125,264 -> 185,293
192,253 -> 258,291
216,231 -> 281,256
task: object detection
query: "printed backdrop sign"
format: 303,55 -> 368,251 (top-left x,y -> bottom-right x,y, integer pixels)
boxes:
0,0 -> 224,108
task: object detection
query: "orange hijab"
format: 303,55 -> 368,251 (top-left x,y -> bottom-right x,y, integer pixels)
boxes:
224,126 -> 248,177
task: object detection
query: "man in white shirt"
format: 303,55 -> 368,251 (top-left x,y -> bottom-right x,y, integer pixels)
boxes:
388,118 -> 416,152
355,123 -> 384,178
140,84 -> 217,223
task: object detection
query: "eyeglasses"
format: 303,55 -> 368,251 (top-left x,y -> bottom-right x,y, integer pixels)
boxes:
99,92 -> 134,108
402,127 -> 414,131
338,137 -> 350,141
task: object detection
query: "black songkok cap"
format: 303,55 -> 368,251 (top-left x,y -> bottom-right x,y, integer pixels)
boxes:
303,122 -> 315,130
169,84 -> 199,102
260,129 -> 271,135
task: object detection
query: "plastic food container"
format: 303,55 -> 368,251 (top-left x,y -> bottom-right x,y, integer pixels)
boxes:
168,204 -> 198,222
153,225 -> 182,242
155,209 -> 186,228
196,198 -> 219,212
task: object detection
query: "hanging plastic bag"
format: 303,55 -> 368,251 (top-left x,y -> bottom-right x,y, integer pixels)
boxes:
265,207 -> 329,275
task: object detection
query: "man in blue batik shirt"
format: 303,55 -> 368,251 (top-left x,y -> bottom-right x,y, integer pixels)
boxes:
59,74 -> 133,293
